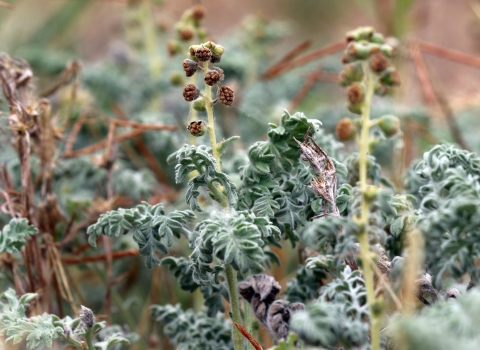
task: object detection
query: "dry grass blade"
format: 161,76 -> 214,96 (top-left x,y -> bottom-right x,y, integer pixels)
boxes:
62,249 -> 140,264
232,322 -> 263,350
0,1 -> 14,9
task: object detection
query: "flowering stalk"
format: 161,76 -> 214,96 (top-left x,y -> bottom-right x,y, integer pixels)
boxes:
183,42 -> 242,350
358,61 -> 380,350
203,62 -> 222,172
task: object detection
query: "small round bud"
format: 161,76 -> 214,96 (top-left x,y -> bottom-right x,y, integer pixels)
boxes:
191,5 -> 205,20
346,26 -> 375,42
182,59 -> 198,77
189,44 -> 202,56
370,32 -> 385,44
204,69 -> 221,86
369,52 -> 390,73
212,66 -> 225,81
346,82 -> 365,105
183,84 -> 200,101
80,305 -> 95,328
187,120 -> 206,137
380,44 -> 395,58
193,97 -> 207,112
179,27 -> 194,41
339,63 -> 363,87
211,44 -> 224,57
218,85 -> 234,106
363,186 -> 378,203
346,41 -> 372,60
196,28 -> 208,41
195,46 -> 212,62
203,41 -> 216,50
379,67 -> 401,86
169,71 -> 185,86
336,118 -> 356,141
347,102 -> 363,115
378,115 -> 400,137
167,40 -> 182,56
374,83 -> 390,96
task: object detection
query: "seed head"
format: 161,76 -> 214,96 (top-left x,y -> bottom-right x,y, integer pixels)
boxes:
182,59 -> 198,77
191,5 -> 205,20
218,85 -> 235,106
195,46 -> 212,62
369,52 -> 390,73
336,118 -> 356,141
204,69 -> 221,86
187,120 -> 206,137
347,82 -> 365,105
183,83 -> 200,101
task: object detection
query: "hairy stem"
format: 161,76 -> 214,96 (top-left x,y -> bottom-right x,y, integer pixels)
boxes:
358,63 -> 380,350
226,264 -> 244,350
202,61 -> 242,350
203,63 -> 222,172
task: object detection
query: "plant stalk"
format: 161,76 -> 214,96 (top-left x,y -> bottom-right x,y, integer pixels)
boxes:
358,63 -> 380,350
202,61 -> 242,350
203,63 -> 222,172
226,264 -> 244,350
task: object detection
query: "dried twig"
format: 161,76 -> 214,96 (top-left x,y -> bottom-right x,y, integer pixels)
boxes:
112,104 -> 170,185
62,249 -> 140,264
232,322 -> 263,350
289,69 -> 339,110
409,43 -> 436,105
62,125 -> 178,158
415,39 -> 480,69
263,40 -> 346,79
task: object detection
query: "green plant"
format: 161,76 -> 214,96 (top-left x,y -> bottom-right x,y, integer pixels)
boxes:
3,11 -> 480,350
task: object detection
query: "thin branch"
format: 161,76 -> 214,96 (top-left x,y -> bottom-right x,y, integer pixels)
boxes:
409,43 -> 436,105
415,39 -> 480,69
263,40 -> 346,79
62,249 -> 140,264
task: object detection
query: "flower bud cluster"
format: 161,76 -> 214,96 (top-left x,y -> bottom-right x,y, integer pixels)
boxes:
168,5 -> 208,58
340,26 -> 400,109
336,27 -> 401,141
182,41 -> 235,137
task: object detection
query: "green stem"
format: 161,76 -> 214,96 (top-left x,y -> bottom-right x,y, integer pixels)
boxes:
207,180 -> 229,208
358,63 -> 380,350
84,328 -> 96,350
203,62 -> 222,172
202,60 -> 242,350
226,264 -> 244,350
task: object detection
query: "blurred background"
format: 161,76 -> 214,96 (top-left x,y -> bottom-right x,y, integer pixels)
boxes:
1,0 -> 480,348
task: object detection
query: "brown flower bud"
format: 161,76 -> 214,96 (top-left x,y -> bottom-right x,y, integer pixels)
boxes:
195,46 -> 212,62
191,5 -> 205,20
204,69 -> 221,86
336,118 -> 356,141
183,83 -> 200,101
182,59 -> 198,77
187,120 -> 206,137
369,52 -> 390,73
347,82 -> 365,105
218,85 -> 234,106
179,28 -> 194,41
